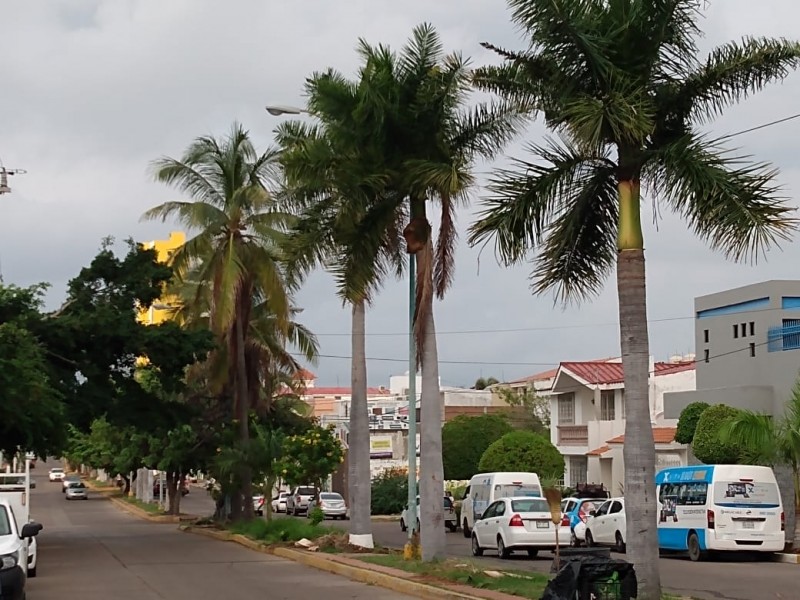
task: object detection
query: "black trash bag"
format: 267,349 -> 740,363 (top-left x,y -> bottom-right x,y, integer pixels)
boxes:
541,555 -> 637,600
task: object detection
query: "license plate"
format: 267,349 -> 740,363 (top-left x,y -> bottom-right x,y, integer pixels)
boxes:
742,521 -> 755,529
536,521 -> 549,529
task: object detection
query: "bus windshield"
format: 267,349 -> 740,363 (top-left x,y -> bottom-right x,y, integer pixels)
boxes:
495,484 -> 541,498
713,480 -> 781,508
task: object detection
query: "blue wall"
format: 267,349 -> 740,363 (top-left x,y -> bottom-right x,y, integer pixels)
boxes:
781,297 -> 800,310
696,297 -> 770,319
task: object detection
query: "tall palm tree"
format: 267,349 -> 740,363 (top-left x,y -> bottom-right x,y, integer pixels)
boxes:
142,122 -> 294,519
468,2 -> 800,596
721,379 -> 800,544
277,67 -> 404,548
348,24 -> 519,560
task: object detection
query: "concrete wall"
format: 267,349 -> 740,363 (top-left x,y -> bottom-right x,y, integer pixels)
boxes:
664,385 -> 775,419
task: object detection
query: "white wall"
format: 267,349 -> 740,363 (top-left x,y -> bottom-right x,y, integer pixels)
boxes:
652,369 -> 696,422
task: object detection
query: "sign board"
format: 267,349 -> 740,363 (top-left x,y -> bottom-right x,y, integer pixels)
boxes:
369,435 -> 393,459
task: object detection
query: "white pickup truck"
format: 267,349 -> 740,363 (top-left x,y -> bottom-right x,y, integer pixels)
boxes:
0,461 -> 43,596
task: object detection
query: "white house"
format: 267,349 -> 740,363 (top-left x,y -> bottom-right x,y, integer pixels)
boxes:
535,356 -> 696,494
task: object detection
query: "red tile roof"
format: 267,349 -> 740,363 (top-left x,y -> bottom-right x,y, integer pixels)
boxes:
509,368 -> 558,384
606,427 -> 677,445
586,445 -> 611,456
560,360 -> 695,385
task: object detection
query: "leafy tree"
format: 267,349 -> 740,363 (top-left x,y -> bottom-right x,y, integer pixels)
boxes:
371,468 -> 409,516
143,123 -> 294,519
478,431 -> 565,478
468,2 -> 800,595
442,414 -> 513,480
675,402 -> 711,444
473,377 -> 499,390
495,386 -> 550,433
692,405 -> 744,465
278,424 -> 344,495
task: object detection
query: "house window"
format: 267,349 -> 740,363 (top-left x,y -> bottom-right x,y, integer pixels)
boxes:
749,343 -> 756,357
733,324 -> 739,338
783,319 -> 800,350
704,349 -> 710,363
703,329 -> 709,343
600,390 -> 616,421
558,393 -> 575,425
741,322 -> 747,337
568,456 -> 587,487
620,391 -> 626,419
749,322 -> 755,336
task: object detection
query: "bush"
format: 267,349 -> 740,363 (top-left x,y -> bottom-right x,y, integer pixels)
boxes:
478,431 -> 565,479
675,402 -> 711,444
309,506 -> 325,526
371,467 -> 408,515
442,414 -> 513,480
692,404 -> 744,464
229,517 -> 338,544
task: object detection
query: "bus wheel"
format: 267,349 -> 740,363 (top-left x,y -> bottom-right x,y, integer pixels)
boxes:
687,532 -> 705,562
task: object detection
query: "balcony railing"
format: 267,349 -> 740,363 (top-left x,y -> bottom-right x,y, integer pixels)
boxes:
767,321 -> 800,352
557,425 -> 589,446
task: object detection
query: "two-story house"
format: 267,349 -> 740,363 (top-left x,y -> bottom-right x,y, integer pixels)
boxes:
537,356 -> 695,494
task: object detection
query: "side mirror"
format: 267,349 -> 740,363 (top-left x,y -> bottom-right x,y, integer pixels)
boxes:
589,510 -> 597,517
21,522 -> 43,538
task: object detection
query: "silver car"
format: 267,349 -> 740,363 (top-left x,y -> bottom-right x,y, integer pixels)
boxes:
308,492 -> 348,520
287,485 -> 316,516
65,481 -> 88,500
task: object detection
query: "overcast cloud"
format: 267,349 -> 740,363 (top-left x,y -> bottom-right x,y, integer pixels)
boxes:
2,0 -> 799,388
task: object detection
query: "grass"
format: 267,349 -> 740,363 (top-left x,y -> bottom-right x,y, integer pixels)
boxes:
228,517 -> 342,545
120,495 -> 164,514
358,554 -> 549,599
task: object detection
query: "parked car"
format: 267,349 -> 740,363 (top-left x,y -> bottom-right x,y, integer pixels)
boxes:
62,475 -> 81,493
561,497 -> 607,546
48,467 -> 65,482
153,479 -> 189,497
584,497 -> 626,552
401,495 -> 458,533
471,497 -> 570,559
308,492 -> 348,520
286,485 -> 316,516
253,495 -> 265,516
65,482 -> 88,500
271,491 -> 289,513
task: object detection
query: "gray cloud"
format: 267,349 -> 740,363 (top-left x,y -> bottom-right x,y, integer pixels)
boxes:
1,0 -> 799,388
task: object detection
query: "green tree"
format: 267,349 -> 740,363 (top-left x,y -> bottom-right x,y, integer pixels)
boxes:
371,468 -> 409,516
279,424 -> 345,495
478,430 -> 564,478
495,386 -> 550,433
473,377 -> 499,390
468,3 -> 800,595
442,414 -> 513,480
692,404 -> 744,464
143,123 -> 294,519
675,402 -> 711,444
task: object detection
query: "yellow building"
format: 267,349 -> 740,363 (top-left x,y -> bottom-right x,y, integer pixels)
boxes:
137,231 -> 185,326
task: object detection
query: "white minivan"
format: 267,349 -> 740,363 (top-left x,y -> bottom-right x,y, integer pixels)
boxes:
656,464 -> 785,561
461,472 -> 542,536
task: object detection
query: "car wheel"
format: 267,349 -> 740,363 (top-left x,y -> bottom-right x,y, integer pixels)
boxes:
28,565 -> 37,578
615,532 -> 626,553
416,518 -> 420,532
497,536 -> 510,559
527,549 -> 539,558
585,530 -> 594,547
687,532 -> 705,562
471,534 -> 484,557
570,530 -> 580,547
462,519 -> 471,538
400,518 -> 407,532
448,522 -> 458,533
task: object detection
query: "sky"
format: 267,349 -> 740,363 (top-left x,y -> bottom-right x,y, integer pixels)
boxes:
2,0 -> 800,389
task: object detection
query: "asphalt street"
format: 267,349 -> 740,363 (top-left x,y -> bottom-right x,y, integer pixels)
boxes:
24,463 -> 415,600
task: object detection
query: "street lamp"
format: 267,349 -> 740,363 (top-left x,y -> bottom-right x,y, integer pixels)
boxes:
266,103 -> 418,542
0,163 -> 27,195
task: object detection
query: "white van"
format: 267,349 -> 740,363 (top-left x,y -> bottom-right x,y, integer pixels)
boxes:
656,465 -> 784,561
461,472 -> 542,536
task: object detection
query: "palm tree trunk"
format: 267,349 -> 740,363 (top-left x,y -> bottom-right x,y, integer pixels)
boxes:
616,178 -> 661,600
348,298 -> 374,548
235,312 -> 254,520
418,244 -> 446,561
774,464 -> 796,548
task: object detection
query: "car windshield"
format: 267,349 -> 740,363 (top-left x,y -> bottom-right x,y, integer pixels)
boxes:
714,480 -> 781,508
50,468 -> 64,473
320,493 -> 342,500
69,482 -> 85,489
297,487 -> 315,495
579,500 -> 605,514
0,507 -> 10,536
511,498 -> 549,513
496,484 -> 541,498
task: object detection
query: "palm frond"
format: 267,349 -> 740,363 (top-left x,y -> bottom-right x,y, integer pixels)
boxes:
140,200 -> 228,231
434,193 -> 458,298
720,411 -> 781,466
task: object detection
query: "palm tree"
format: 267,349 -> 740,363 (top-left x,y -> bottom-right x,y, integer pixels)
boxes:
346,24 -> 519,560
468,2 -> 800,596
721,379 -> 800,545
277,70 -> 404,548
142,122 -> 294,519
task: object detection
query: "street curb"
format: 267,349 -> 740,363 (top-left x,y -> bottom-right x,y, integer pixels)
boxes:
108,496 -> 197,524
371,515 -> 401,522
773,553 -> 800,564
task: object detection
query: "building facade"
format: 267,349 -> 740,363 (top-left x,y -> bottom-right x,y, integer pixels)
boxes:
665,280 -> 800,419
136,231 -> 185,326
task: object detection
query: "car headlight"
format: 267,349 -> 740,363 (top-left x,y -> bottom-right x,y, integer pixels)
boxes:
0,551 -> 19,570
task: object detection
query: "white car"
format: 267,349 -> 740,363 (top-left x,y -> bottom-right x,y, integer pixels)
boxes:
584,497 -> 627,552
401,495 -> 458,533
253,495 -> 265,516
271,492 -> 289,513
308,492 -> 348,520
471,497 -> 570,558
48,467 -> 65,482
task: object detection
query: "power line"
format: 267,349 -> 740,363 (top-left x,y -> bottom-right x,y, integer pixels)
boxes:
718,112 -> 800,141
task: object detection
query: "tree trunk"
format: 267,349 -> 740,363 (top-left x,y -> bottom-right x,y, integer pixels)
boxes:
166,472 -> 178,515
234,312 -> 254,520
774,464 -> 796,548
348,298 -> 374,548
419,275 -> 446,561
616,178 -> 661,600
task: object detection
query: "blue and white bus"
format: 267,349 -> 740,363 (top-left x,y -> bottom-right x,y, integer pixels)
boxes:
655,465 -> 784,561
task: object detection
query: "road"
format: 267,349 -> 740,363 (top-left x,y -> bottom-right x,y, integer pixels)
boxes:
25,463 -> 415,600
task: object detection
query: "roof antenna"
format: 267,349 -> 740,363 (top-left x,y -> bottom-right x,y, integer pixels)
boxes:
0,157 -> 27,195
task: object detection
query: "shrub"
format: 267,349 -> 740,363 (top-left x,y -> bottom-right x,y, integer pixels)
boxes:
442,414 -> 513,480
478,431 -> 565,479
308,506 -> 325,526
371,467 -> 408,515
692,404 -> 745,464
229,517 -> 338,544
675,402 -> 711,444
